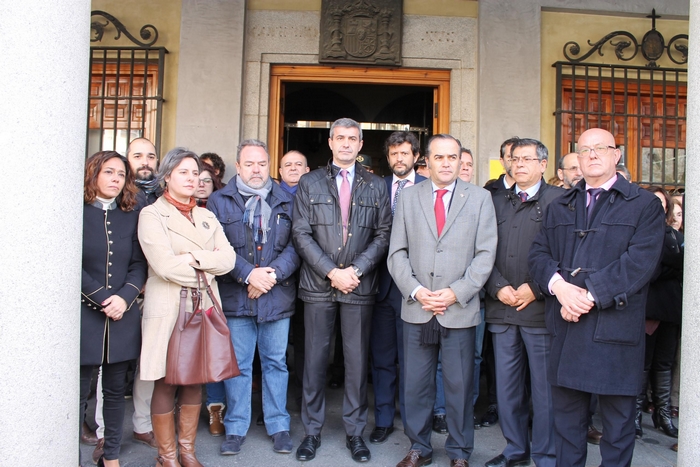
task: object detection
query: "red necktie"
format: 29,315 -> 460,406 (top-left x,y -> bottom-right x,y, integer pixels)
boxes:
340,169 -> 351,244
435,189 -> 447,236
519,191 -> 528,203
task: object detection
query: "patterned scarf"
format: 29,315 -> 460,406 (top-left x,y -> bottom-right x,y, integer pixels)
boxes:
135,177 -> 160,196
164,190 -> 196,223
235,175 -> 272,244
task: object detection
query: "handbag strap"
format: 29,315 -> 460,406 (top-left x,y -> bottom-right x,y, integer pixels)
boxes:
195,270 -> 225,316
178,286 -> 189,331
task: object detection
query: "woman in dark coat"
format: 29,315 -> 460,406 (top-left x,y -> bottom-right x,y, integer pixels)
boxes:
81,151 -> 147,466
637,186 -> 683,439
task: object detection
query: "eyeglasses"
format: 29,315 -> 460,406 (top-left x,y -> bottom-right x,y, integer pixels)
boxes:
561,166 -> 580,172
198,178 -> 213,185
507,156 -> 540,164
578,145 -> 616,158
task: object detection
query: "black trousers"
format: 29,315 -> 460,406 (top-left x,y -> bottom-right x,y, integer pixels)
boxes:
551,385 -> 636,467
301,301 -> 373,436
80,361 -> 130,460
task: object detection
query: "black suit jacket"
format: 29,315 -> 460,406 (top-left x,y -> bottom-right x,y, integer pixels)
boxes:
377,173 -> 427,302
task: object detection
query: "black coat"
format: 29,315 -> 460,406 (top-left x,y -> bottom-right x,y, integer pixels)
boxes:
485,180 -> 564,327
646,226 -> 684,324
292,161 -> 391,305
81,202 -> 147,366
528,177 -> 665,395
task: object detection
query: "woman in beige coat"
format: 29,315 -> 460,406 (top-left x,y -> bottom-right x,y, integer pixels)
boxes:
138,148 -> 235,467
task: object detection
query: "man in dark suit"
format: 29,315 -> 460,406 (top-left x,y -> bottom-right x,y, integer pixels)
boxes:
388,134 -> 497,467
292,118 -> 392,463
528,128 -> 665,467
369,131 -> 426,445
484,138 -> 563,467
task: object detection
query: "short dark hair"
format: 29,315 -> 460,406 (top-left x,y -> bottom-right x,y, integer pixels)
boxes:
461,148 -> 473,157
199,162 -> 224,192
510,138 -> 548,161
646,186 -> 673,224
84,151 -> 138,211
384,131 -> 420,157
426,134 -> 461,158
200,152 -> 226,179
500,136 -> 520,159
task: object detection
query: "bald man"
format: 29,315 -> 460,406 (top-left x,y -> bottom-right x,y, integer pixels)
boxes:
556,152 -> 583,189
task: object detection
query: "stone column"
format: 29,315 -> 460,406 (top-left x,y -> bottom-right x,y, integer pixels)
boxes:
678,1 -> 700,464
0,1 -> 90,464
175,0 -> 246,183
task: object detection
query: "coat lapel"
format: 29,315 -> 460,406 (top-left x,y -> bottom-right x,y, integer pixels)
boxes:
157,198 -> 207,250
442,180 -> 469,236
418,180 -> 439,240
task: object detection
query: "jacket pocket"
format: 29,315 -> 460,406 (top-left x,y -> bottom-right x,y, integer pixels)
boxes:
593,308 -> 641,345
219,212 -> 246,248
355,196 -> 379,227
273,213 -> 292,252
309,194 -> 335,226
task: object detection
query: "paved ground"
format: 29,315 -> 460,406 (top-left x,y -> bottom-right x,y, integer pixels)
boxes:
80,378 -> 679,467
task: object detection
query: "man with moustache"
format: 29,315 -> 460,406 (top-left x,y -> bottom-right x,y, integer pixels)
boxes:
528,128 -> 665,467
557,152 -> 583,189
389,134 -> 497,467
484,139 -> 562,467
127,137 -> 162,210
208,139 -> 300,456
293,118 -> 391,463
369,131 -> 425,445
279,150 -> 310,196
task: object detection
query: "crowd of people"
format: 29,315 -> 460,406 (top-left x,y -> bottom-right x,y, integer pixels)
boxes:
80,118 -> 683,467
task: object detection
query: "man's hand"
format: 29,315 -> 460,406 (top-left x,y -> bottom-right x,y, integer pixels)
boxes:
102,295 -> 127,321
248,267 -> 276,293
514,283 -> 536,311
551,280 -> 594,322
416,288 -> 457,315
247,284 -> 265,299
329,267 -> 360,294
496,286 -> 519,306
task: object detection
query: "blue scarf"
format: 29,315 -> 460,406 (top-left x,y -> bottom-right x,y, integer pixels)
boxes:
235,176 -> 273,244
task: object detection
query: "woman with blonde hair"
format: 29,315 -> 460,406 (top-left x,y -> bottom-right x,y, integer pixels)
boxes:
138,148 -> 235,466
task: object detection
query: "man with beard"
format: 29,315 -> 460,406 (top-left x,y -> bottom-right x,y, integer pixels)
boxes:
208,139 -> 300,456
127,137 -> 162,210
557,152 -> 583,189
369,131 -> 425,445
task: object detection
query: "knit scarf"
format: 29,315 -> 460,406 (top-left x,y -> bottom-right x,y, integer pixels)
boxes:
164,190 -> 196,223
235,175 -> 272,244
135,177 -> 160,196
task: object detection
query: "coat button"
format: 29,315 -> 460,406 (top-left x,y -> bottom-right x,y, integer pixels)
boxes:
109,241 -> 113,244
619,301 -> 624,306
81,299 -> 85,302
109,251 -> 113,255
338,247 -> 341,251
108,262 -> 112,266
339,264 -> 344,267
108,274 -> 112,277
108,231 -> 112,234
348,233 -> 352,237
257,246 -> 262,251
579,231 -> 585,238
108,285 -> 112,289
106,221 -> 111,225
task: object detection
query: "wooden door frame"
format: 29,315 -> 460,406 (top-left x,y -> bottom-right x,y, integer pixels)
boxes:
267,65 -> 451,178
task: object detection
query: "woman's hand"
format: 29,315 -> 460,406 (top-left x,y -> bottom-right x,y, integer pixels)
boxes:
102,295 -> 128,321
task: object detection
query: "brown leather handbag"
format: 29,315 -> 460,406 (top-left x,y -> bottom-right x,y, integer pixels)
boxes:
165,270 -> 240,385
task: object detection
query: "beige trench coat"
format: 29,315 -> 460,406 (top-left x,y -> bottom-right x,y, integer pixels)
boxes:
138,197 -> 235,381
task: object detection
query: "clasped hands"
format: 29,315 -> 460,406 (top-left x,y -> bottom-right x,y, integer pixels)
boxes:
551,280 -> 594,323
415,287 -> 457,316
101,295 -> 127,321
496,283 -> 536,311
247,267 -> 277,299
328,267 -> 360,294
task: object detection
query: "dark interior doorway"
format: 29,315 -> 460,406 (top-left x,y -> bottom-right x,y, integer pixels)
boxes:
283,82 -> 434,176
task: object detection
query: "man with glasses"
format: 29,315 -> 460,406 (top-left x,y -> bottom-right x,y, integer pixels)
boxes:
556,152 -> 583,189
528,128 -> 665,467
484,138 -> 562,467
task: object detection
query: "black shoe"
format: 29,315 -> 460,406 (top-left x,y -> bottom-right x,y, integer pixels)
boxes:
474,415 -> 481,430
329,375 -> 344,389
296,435 -> 321,461
432,414 -> 448,434
484,454 -> 531,467
480,404 -> 499,427
369,426 -> 394,444
256,412 -> 265,426
346,435 -> 371,462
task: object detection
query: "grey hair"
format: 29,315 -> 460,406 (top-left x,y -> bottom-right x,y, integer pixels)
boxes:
500,137 -> 520,159
236,139 -> 269,163
510,138 -> 548,161
157,147 -> 201,186
425,134 -> 461,158
330,118 -> 363,141
559,152 -> 577,170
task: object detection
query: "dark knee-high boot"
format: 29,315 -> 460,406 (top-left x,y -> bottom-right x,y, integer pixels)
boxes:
635,371 -> 648,438
177,404 -> 204,467
152,410 -> 181,467
651,370 -> 678,438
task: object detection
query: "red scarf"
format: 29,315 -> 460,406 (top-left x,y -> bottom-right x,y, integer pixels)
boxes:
164,190 -> 196,223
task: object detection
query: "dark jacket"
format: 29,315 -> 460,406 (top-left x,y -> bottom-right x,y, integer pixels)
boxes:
485,180 -> 564,327
81,202 -> 147,365
135,187 -> 162,211
377,173 -> 427,302
292,161 -> 392,305
528,177 -> 665,395
646,226 -> 683,324
208,177 -> 300,322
